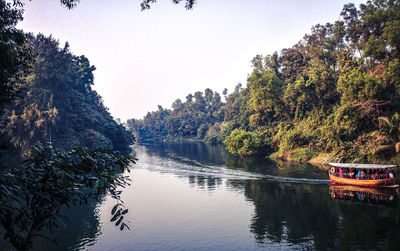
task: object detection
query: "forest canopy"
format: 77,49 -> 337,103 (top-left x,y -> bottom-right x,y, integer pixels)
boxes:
0,2 -> 134,250
127,0 -> 400,163
1,34 -> 134,155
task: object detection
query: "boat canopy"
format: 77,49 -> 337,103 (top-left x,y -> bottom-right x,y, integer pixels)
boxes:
329,163 -> 396,169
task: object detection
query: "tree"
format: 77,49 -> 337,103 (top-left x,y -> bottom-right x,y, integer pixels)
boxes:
224,129 -> 265,156
3,34 -> 134,155
0,2 -> 135,250
280,46 -> 307,85
0,144 -> 135,251
127,88 -> 225,142
0,1 -> 32,118
247,69 -> 286,126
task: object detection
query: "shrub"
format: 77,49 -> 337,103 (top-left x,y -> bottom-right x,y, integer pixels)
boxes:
224,129 -> 264,156
288,147 -> 318,161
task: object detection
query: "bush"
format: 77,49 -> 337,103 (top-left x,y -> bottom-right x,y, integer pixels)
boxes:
224,129 -> 264,156
205,122 -> 236,144
197,124 -> 209,139
288,147 -> 318,161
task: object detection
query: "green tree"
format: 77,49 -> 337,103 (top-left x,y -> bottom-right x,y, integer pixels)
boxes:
247,69 -> 286,127
0,1 -> 32,118
0,144 -> 134,251
224,129 -> 264,156
3,35 -> 134,155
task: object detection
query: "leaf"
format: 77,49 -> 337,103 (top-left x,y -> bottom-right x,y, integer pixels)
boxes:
120,223 -> 130,231
115,216 -> 123,226
121,209 -> 128,215
378,116 -> 392,128
111,204 -> 120,215
110,209 -> 122,222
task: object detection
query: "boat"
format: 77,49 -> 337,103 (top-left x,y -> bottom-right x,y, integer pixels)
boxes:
328,163 -> 398,188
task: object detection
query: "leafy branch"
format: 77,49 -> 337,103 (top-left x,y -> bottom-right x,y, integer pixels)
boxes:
0,143 -> 136,251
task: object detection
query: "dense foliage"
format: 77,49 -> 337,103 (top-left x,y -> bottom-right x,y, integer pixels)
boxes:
0,144 -> 134,251
129,0 -> 400,163
0,2 -> 135,250
1,34 -> 134,155
0,1 -> 32,125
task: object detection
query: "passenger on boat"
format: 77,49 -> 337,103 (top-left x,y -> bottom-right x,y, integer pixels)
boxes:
360,171 -> 366,179
356,170 -> 361,179
339,168 -> 343,177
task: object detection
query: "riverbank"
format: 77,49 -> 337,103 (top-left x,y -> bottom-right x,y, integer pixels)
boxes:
269,148 -> 330,168
269,147 -> 400,167
137,136 -> 400,169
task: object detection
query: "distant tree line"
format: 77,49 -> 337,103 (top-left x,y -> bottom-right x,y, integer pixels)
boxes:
127,88 -> 224,142
128,0 -> 400,163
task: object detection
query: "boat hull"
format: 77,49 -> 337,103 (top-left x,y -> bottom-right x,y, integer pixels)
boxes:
329,173 -> 396,188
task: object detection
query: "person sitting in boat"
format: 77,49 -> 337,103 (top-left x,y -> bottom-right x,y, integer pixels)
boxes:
356,170 -> 361,179
360,170 -> 366,180
390,172 -> 395,179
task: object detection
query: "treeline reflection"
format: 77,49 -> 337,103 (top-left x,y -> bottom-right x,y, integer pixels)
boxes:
34,202 -> 101,251
0,200 -> 101,251
188,175 -> 223,191
141,142 -> 327,179
228,180 -> 400,250
142,142 -> 400,250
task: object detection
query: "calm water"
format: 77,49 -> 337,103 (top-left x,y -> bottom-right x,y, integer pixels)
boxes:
3,142 -> 400,250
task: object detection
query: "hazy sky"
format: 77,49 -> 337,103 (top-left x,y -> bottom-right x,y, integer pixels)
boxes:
19,0 -> 365,121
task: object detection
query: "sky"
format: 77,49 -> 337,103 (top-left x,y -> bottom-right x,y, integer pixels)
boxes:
18,0 -> 365,121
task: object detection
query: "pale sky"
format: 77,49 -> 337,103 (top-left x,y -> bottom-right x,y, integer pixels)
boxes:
19,0 -> 365,121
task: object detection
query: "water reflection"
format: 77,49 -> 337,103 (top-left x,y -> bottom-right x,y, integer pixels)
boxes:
329,185 -> 397,206
228,179 -> 400,250
140,142 -> 229,167
233,181 -> 335,250
0,200 -> 101,251
34,201 -> 101,251
140,142 -> 328,180
4,142 -> 399,250
138,142 -> 400,250
187,175 -> 223,191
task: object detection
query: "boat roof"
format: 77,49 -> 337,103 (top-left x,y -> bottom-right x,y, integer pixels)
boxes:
329,162 -> 396,169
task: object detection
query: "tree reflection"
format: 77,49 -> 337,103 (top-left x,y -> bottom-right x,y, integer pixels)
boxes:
0,200 -> 101,251
229,180 -> 400,250
187,175 -> 223,191
32,201 -> 101,251
139,142 -> 400,250
141,141 -> 230,166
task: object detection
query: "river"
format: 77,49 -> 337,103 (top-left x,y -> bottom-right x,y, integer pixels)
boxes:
4,142 -> 400,250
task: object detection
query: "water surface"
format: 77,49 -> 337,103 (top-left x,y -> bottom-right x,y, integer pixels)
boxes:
3,142 -> 400,250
